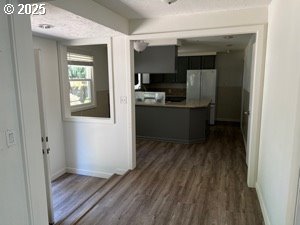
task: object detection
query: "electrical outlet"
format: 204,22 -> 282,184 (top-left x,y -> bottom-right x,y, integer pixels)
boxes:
120,96 -> 127,104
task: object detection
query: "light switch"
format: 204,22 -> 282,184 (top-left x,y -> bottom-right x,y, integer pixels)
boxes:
6,130 -> 16,147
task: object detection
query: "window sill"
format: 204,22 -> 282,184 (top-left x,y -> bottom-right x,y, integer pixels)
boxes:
71,103 -> 97,113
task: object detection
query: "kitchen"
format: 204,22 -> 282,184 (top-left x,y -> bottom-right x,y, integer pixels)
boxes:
134,34 -> 253,145
134,39 -> 217,144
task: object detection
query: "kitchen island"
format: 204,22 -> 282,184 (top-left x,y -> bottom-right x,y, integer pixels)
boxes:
136,99 -> 211,144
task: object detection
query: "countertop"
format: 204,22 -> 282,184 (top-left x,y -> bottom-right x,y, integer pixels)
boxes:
135,99 -> 211,109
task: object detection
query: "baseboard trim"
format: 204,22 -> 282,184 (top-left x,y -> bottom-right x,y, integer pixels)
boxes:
256,182 -> 271,225
66,167 -> 113,179
51,168 -> 67,181
114,168 -> 128,175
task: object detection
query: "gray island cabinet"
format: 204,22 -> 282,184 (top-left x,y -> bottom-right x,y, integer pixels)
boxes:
136,100 -> 211,144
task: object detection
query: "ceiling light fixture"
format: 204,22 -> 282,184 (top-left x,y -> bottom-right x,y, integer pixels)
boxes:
161,0 -> 178,5
134,41 -> 149,53
38,24 -> 54,29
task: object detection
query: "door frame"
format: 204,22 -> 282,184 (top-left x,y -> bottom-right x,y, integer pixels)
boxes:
126,24 -> 268,187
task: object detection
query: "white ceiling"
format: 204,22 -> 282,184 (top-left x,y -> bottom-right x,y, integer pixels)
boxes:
178,34 -> 253,54
31,3 -> 121,40
93,0 -> 271,19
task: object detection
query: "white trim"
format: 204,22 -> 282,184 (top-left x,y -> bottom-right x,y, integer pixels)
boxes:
63,116 -> 113,124
65,167 -> 128,179
61,37 -> 112,47
256,183 -> 271,225
128,25 -> 265,40
66,167 -> 113,179
125,39 -> 136,170
71,104 -> 97,113
51,168 -> 67,181
114,168 -> 129,175
57,37 -> 115,124
126,24 -> 267,188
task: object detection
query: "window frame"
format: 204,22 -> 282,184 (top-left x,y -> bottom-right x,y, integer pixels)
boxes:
57,38 -> 115,124
67,58 -> 97,112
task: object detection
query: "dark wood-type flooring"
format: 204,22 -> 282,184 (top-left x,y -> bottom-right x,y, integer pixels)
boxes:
52,173 -> 107,224
73,125 -> 264,225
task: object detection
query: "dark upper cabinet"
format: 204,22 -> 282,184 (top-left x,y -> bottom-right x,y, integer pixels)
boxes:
174,55 -> 216,83
189,56 -> 202,70
176,56 -> 189,83
135,46 -> 178,74
150,74 -> 164,83
202,55 -> 216,69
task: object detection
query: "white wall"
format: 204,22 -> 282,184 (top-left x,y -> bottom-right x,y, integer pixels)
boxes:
33,36 -> 67,180
64,36 -> 131,177
257,0 -> 300,224
0,2 -> 49,224
0,8 -> 30,225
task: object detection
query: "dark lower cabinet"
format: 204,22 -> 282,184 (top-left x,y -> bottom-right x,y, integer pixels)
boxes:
136,105 -> 209,143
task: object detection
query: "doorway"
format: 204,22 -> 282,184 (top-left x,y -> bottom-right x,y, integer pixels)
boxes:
127,25 -> 267,188
34,45 -> 112,224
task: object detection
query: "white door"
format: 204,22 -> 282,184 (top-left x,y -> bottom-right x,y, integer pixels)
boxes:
242,42 -> 256,166
34,49 -> 55,224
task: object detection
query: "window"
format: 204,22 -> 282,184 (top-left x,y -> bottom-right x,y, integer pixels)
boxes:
67,52 -> 96,111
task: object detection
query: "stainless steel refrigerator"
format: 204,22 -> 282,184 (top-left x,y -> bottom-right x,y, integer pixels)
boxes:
186,70 -> 217,125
